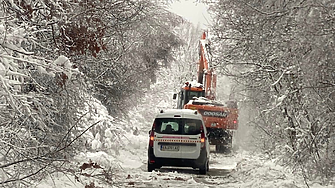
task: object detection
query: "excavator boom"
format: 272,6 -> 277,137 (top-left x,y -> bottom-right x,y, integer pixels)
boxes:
198,32 -> 216,100
174,32 -> 238,153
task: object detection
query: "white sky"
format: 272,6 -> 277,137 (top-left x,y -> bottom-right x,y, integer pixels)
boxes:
169,0 -> 211,29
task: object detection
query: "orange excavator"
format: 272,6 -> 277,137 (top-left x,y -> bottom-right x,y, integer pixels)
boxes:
173,32 -> 238,152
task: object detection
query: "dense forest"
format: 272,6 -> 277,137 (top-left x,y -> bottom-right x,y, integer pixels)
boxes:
0,0 -> 333,187
207,0 -> 334,182
0,0 -> 184,186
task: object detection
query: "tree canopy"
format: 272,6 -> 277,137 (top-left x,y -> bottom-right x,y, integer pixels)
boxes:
0,0 -> 183,186
208,0 -> 334,182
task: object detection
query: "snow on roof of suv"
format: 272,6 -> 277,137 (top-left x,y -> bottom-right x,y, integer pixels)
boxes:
147,109 -> 210,175
154,109 -> 203,119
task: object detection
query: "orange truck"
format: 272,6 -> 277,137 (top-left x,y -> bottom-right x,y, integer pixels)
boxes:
173,32 -> 238,152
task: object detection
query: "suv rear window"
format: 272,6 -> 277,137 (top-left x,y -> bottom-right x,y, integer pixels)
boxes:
154,118 -> 202,135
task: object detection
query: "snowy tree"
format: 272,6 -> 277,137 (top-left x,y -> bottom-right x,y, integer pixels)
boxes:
87,2 -> 183,116
0,0 -> 185,186
126,21 -> 204,133
208,0 -> 334,182
0,8 -> 83,188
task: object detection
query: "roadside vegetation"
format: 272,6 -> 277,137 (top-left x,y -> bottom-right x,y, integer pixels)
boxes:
207,0 -> 334,184
0,0 -> 333,187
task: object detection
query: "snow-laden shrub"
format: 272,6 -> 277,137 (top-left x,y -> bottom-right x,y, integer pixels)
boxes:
0,19 -> 84,186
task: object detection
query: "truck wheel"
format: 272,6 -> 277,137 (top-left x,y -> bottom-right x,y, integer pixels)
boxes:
199,161 -> 208,175
216,144 -> 225,153
225,146 -> 232,154
226,138 -> 233,153
147,162 -> 155,172
215,145 -> 220,152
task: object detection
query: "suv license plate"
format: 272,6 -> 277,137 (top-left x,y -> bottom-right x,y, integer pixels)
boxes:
160,145 -> 179,151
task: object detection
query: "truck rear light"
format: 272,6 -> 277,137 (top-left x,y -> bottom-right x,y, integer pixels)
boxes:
233,120 -> 237,124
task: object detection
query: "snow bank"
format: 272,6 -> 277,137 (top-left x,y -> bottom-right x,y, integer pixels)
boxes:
222,151 -> 334,188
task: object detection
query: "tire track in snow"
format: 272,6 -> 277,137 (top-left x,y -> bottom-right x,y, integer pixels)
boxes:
132,152 -> 243,187
192,152 -> 241,186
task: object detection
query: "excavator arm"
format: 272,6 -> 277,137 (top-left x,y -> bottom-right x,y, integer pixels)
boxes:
197,32 -> 216,100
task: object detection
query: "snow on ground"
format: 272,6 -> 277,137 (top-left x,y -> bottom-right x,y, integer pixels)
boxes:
35,98 -> 334,188
35,133 -> 334,188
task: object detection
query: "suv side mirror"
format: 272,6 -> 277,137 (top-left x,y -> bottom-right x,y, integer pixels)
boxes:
173,93 -> 177,99
148,130 -> 151,135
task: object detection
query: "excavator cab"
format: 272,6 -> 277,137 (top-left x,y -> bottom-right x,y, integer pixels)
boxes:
175,88 -> 205,109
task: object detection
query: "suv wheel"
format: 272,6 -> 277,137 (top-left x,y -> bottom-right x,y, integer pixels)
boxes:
207,160 -> 209,172
199,160 -> 208,175
147,161 -> 155,172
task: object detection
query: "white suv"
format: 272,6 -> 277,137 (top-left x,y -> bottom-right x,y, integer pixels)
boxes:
147,109 -> 210,174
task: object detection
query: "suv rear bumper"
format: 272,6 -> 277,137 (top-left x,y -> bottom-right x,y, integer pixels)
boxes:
148,147 -> 208,169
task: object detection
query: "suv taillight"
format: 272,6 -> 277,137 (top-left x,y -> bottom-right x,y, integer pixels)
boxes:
200,126 -> 206,148
149,123 -> 156,147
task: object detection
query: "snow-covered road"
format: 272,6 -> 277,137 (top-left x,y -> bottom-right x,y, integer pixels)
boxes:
111,151 -> 240,188
112,151 -> 287,187
36,132 -> 334,188
115,150 -> 332,188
